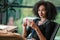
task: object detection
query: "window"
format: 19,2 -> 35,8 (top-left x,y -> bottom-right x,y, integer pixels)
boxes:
7,7 -> 34,34
0,0 -> 60,39
4,0 -> 40,34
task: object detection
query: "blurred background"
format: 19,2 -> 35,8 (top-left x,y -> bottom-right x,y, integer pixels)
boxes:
0,0 -> 60,40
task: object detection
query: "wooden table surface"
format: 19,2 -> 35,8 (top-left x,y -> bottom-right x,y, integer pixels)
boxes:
0,32 -> 21,38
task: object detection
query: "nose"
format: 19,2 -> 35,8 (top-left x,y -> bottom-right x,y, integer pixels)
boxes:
38,11 -> 42,14
40,11 -> 42,14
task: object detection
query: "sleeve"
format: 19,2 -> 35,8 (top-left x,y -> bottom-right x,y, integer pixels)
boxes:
26,26 -> 32,37
26,18 -> 40,37
45,22 -> 56,40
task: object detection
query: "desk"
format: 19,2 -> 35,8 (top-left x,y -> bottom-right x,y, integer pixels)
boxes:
0,32 -> 24,40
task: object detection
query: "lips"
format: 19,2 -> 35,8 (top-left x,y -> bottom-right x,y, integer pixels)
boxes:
40,13 -> 43,16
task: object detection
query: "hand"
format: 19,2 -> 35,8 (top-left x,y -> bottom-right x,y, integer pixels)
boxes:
27,20 -> 38,30
23,19 -> 28,28
31,38 -> 36,40
22,21 -> 27,30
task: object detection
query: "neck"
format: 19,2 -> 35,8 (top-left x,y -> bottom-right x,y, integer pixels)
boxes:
40,18 -> 47,22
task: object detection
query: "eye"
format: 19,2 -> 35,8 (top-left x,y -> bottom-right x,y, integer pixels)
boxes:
42,8 -> 46,11
38,9 -> 40,11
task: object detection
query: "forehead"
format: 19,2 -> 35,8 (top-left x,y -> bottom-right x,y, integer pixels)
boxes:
38,5 -> 45,9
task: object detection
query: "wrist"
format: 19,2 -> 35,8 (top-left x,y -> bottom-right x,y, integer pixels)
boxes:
35,26 -> 39,31
23,27 -> 26,30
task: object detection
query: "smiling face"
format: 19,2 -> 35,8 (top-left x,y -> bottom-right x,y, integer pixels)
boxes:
38,5 -> 46,18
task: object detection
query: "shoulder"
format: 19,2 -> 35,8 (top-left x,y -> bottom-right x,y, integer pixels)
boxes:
46,21 -> 57,29
45,20 -> 57,26
49,21 -> 57,26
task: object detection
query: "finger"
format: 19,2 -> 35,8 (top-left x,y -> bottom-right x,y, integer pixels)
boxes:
22,23 -> 27,28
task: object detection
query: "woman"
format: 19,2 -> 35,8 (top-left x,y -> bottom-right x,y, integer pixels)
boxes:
23,1 -> 58,40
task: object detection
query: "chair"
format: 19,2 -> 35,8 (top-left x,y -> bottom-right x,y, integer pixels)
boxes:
50,24 -> 60,40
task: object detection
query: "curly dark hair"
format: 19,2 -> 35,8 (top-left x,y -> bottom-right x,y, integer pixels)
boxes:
33,1 -> 57,20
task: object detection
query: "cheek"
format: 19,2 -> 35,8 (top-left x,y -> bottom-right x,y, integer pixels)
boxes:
38,11 -> 41,16
38,11 -> 46,17
38,11 -> 40,15
38,11 -> 40,14
42,11 -> 46,16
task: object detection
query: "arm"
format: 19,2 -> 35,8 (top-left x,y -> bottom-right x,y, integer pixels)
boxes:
35,26 -> 46,40
30,21 -> 55,40
27,20 -> 46,40
23,26 -> 27,38
22,21 -> 31,38
23,26 -> 31,38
